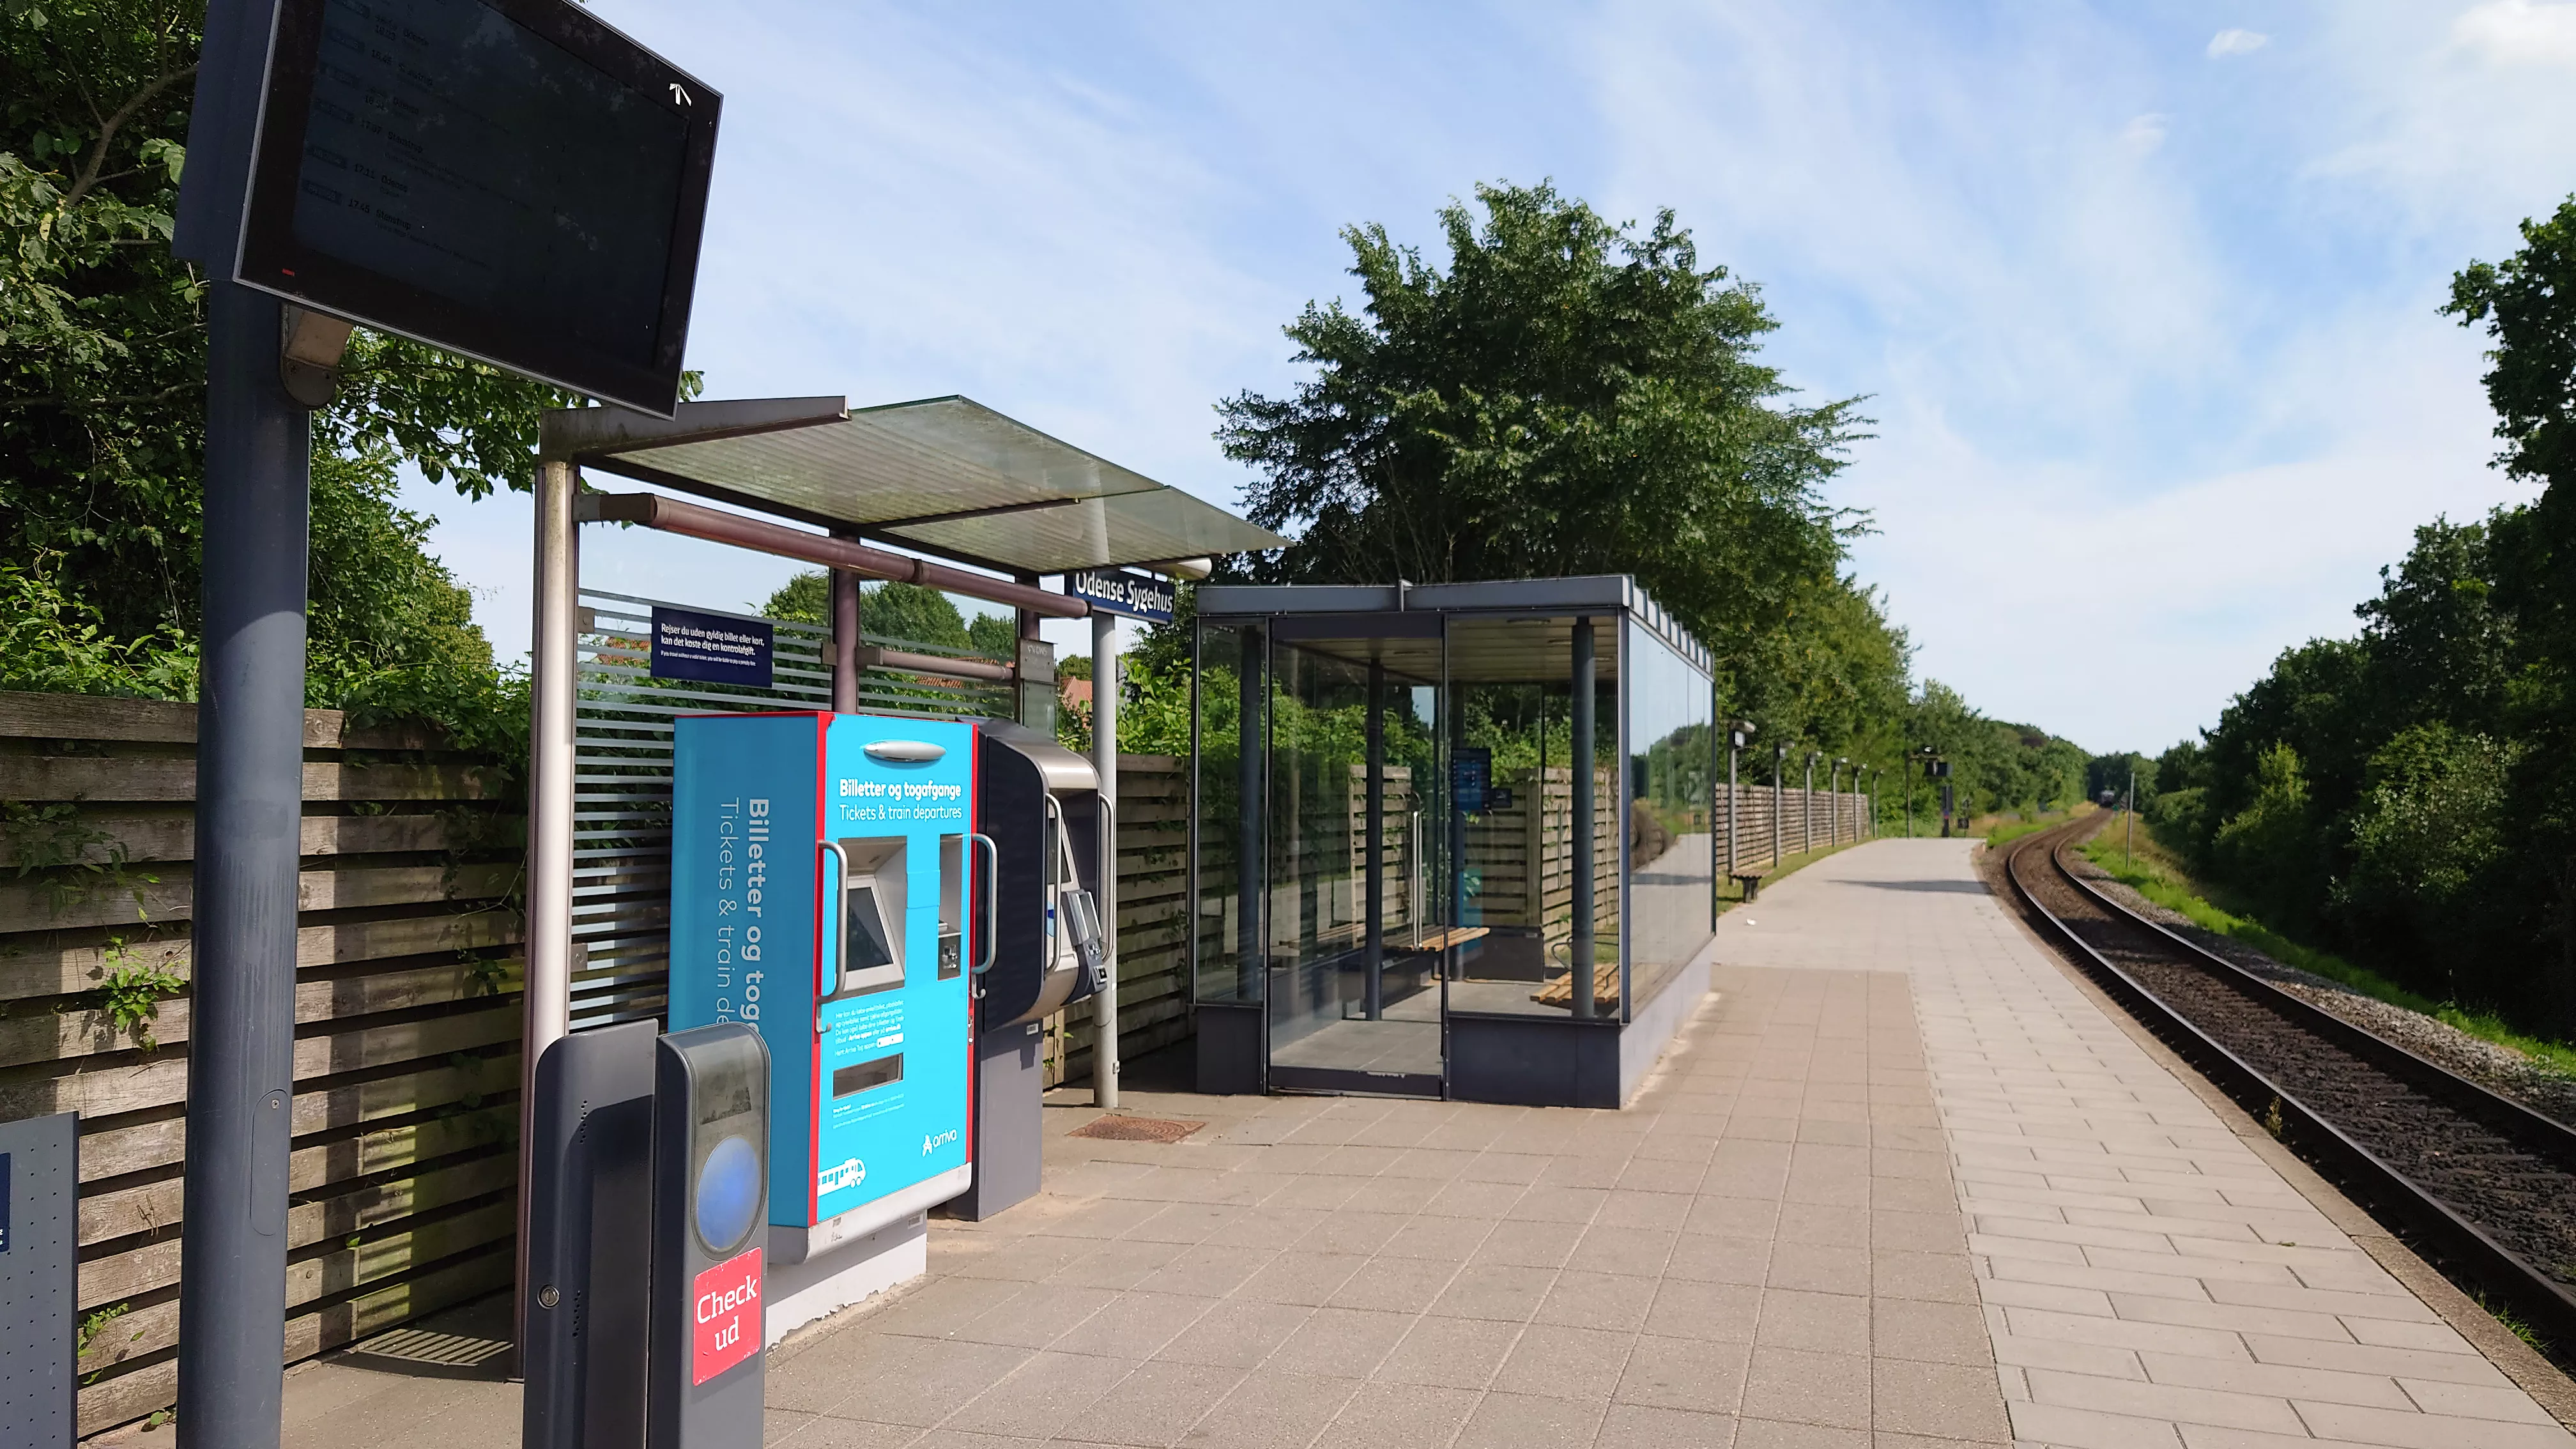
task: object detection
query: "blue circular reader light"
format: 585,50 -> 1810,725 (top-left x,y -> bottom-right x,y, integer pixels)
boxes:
694,1133 -> 762,1256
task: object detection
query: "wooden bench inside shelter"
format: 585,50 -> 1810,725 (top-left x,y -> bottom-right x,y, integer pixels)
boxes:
1390,926 -> 1489,956
1532,960 -> 1622,1013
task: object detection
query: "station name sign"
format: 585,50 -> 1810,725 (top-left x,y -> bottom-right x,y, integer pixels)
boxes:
234,0 -> 722,416
1064,568 -> 1176,623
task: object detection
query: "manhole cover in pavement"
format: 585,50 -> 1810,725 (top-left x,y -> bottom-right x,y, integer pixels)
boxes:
1070,1115 -> 1204,1143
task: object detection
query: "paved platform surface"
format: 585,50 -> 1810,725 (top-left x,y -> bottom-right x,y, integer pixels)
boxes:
1723,838 -> 2576,1449
750,952 -> 1999,1449
170,837 -> 2572,1449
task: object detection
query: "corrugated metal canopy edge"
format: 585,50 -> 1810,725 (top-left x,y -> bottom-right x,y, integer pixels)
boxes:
546,394 -> 1286,576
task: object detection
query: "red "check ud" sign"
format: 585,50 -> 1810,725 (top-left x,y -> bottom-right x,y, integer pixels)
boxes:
691,1246 -> 762,1384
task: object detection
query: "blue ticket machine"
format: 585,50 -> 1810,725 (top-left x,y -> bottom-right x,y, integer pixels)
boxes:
670,712 -> 981,1265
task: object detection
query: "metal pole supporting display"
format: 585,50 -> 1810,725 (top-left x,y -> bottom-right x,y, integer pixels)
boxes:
1092,611 -> 1120,1108
169,3 -> 310,1438
517,457 -> 580,1352
174,282 -> 310,1449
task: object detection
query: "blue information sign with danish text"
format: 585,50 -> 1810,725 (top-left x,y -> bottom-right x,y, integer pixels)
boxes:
1452,746 -> 1492,814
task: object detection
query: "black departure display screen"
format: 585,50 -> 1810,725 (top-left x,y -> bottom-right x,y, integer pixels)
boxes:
238,0 -> 719,415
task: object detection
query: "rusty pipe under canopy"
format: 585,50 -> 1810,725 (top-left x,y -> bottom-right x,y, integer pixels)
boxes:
578,489 -> 1088,619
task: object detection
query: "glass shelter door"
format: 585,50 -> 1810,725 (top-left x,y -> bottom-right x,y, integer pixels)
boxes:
1261,620 -> 1446,1096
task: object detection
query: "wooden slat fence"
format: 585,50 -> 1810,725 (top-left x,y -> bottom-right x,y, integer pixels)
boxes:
0,690 -> 523,1436
1466,766 -> 1621,948
1717,783 -> 1871,873
1057,754 -> 1190,1087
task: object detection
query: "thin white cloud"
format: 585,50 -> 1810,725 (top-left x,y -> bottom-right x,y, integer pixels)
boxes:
1575,0 -> 2552,748
2453,0 -> 2576,66
2208,28 -> 2270,57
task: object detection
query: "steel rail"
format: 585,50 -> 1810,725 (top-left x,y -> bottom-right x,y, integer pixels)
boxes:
2001,818 -> 2576,1353
2046,831 -> 2576,1153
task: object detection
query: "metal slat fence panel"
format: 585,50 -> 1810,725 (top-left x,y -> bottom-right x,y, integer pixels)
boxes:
569,590 -> 1009,1031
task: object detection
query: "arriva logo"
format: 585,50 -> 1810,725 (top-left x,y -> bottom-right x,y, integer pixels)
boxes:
817,1158 -> 865,1193
921,1128 -> 959,1156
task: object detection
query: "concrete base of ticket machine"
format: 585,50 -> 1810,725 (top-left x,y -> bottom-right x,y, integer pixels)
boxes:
762,1209 -> 930,1347
670,711 -> 983,1342
954,1017 -> 1046,1220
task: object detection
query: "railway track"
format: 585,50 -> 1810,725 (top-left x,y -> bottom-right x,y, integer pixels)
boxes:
2002,815 -> 2576,1354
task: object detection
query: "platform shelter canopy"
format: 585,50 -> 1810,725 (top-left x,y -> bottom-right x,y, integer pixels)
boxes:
539,393 -> 1285,577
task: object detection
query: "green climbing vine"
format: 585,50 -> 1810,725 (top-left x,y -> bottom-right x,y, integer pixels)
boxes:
98,941 -> 187,1049
77,1302 -> 139,1383
0,799 -> 153,917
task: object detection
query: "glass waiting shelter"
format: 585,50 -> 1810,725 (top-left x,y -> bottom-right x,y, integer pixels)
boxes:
1190,577 -> 1718,1107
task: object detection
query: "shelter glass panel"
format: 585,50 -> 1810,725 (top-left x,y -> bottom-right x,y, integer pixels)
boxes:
1442,615 -> 1620,1020
1263,632 -> 1444,1088
1192,623 -> 1263,1006
1623,621 -> 1716,1012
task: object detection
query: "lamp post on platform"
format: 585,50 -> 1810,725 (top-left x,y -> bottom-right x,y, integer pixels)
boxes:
1726,722 -> 1754,896
1802,750 -> 1820,855
1830,757 -> 1848,846
1772,740 -> 1787,867
1908,744 -> 1938,839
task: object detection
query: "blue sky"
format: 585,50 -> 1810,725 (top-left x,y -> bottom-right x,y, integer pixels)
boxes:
399,1 -> 2576,753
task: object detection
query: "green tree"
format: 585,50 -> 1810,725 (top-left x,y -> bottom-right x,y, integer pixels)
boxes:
762,571 -> 830,625
863,583 -> 970,648
2210,744 -> 2324,928
2085,752 -> 2154,806
1730,572 -> 1913,756
1216,181 -> 1892,727
2355,516 -> 2512,737
760,572 -> 999,654
2447,195 -> 2576,489
2338,725 -> 2515,981
967,611 -> 1016,659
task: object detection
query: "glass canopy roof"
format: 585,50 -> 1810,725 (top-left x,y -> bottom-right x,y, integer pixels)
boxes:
551,394 -> 1285,576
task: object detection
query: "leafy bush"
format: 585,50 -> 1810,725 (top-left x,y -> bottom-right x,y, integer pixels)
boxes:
0,554 -> 198,700
2145,785 -> 2208,844
2342,725 -> 2513,912
2209,744 -> 2324,928
2332,725 -> 2517,1001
